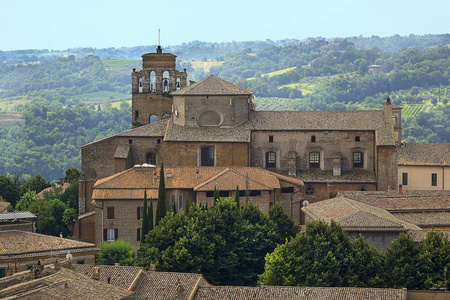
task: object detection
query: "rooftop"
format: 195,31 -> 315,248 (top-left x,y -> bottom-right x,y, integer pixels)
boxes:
397,143 -> 450,165
171,75 -> 252,96
0,211 -> 36,221
34,183 -> 71,200
0,201 -> 10,213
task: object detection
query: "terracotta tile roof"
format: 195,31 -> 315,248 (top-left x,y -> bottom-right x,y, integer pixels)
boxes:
297,169 -> 377,183
171,75 -> 252,96
0,201 -> 10,213
34,183 -> 71,199
134,271 -> 207,300
164,121 -> 251,142
71,265 -> 143,290
0,267 -> 133,300
0,211 -> 36,221
392,212 -> 450,227
249,102 -> 395,146
303,196 -> 421,231
193,286 -> 406,300
337,190 -> 450,211
92,166 -> 303,201
397,143 -> 450,165
114,144 -> 130,159
408,229 -> 450,242
0,230 -> 98,259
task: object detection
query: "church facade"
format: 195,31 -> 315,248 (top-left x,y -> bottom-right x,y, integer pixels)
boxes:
76,47 -> 400,244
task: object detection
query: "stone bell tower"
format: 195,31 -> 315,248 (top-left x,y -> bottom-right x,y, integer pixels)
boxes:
131,46 -> 188,127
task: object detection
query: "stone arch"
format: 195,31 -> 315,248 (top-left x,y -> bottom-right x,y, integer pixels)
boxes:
149,114 -> 157,124
162,71 -> 170,92
150,71 -> 156,92
176,78 -> 181,90
138,78 -> 143,93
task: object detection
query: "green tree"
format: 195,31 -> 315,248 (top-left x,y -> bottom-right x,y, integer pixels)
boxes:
384,232 -> 423,289
62,207 -> 77,236
259,220 -> 357,287
59,167 -> 80,184
268,203 -> 299,244
419,231 -> 450,289
172,197 -> 177,214
15,190 -> 36,211
352,235 -> 385,287
155,164 -> 166,226
20,174 -> 51,196
141,190 -> 149,245
213,186 -> 220,204
234,186 -> 240,209
97,240 -> 135,266
0,175 -> 20,207
36,199 -> 69,237
148,198 -> 154,231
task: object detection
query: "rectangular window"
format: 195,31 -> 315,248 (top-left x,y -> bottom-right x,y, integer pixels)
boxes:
0,268 -> 5,278
402,173 -> 408,186
137,207 -> 143,220
311,135 -> 316,143
355,136 -> 360,142
269,136 -> 274,143
431,173 -> 438,186
281,187 -> 294,193
266,152 -> 276,168
129,139 -> 133,144
157,139 -> 161,144
106,228 -> 116,241
239,190 -> 246,197
76,259 -> 86,265
309,152 -> 320,168
353,152 -> 363,168
249,190 -> 261,197
107,207 -> 115,220
201,146 -> 215,166
178,194 -> 183,210
219,191 -> 229,198
206,191 -> 214,198
171,194 -> 175,208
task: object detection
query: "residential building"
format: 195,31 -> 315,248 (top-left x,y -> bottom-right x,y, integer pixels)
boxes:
0,211 -> 36,232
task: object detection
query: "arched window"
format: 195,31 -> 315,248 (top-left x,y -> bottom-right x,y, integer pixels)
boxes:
149,115 -> 157,124
146,152 -> 156,165
150,71 -> 156,92
162,71 -> 170,92
309,152 -> 320,168
393,115 -> 397,127
353,152 -> 364,168
176,78 -> 181,90
138,78 -> 143,93
266,151 -> 276,168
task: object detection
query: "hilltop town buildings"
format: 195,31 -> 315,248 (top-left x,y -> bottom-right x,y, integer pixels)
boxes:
76,46 -> 401,246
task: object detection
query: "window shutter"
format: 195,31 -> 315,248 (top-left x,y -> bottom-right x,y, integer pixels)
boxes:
137,228 -> 141,241
137,207 -> 141,220
114,228 -> 118,240
103,229 -> 107,241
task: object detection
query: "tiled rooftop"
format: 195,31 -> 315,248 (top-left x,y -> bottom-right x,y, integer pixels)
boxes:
93,166 -> 303,200
408,229 -> 450,242
193,286 -> 406,300
303,196 -> 421,231
0,201 -> 11,213
34,183 -> 71,199
171,75 -> 252,96
0,230 -> 98,258
0,211 -> 36,221
392,212 -> 450,227
397,143 -> 450,165
72,265 -> 143,290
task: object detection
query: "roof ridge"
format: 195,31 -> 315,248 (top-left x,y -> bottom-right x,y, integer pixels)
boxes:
193,167 -> 230,190
229,167 -> 273,190
94,168 -> 136,188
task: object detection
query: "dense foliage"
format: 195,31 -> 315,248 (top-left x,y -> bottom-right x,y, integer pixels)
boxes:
96,240 -> 135,266
260,221 -> 450,290
138,198 -> 298,286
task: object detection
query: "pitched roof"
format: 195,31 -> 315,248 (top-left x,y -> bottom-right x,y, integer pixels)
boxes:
408,229 -> 450,242
0,201 -> 10,213
71,265 -> 143,290
193,286 -> 406,300
0,230 -> 98,259
34,183 -> 71,200
397,143 -> 450,165
249,102 -> 395,146
171,75 -> 252,96
0,211 -> 36,221
337,190 -> 450,211
392,212 -> 450,227
303,196 -> 421,231
0,267 -> 133,300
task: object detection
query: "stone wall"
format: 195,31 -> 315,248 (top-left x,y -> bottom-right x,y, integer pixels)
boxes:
303,182 -> 377,202
132,94 -> 172,126
377,145 -> 398,191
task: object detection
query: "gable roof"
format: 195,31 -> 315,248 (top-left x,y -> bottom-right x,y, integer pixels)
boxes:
303,196 -> 421,231
398,143 -> 450,165
171,75 -> 252,96
0,230 -> 98,259
193,286 -> 406,300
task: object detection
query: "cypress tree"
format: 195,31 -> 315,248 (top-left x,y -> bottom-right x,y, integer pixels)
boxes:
141,189 -> 149,245
155,163 -> 166,226
235,185 -> 240,209
213,186 -> 220,205
172,197 -> 177,214
148,198 -> 154,230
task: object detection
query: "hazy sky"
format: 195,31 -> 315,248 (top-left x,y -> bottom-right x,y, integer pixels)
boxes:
1,0 -> 449,51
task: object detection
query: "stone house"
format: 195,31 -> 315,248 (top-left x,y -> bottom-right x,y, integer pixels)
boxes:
90,164 -> 303,249
397,143 -> 450,190
77,46 -> 400,244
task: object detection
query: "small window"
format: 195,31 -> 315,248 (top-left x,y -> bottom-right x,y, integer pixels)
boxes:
239,190 -> 246,197
150,115 -> 157,124
309,152 -> 320,168
178,194 -> 183,210
0,268 -> 5,279
201,146 -> 215,166
137,228 -> 141,241
138,78 -> 143,93
219,191 -> 229,198
393,115 -> 397,127
431,173 -> 438,186
206,191 -> 214,198
106,228 -> 116,241
305,186 -> 314,195
157,139 -> 161,144
281,187 -> 294,193
135,110 -> 139,121
129,139 -> 132,144
76,259 -> 85,265
355,136 -> 360,142
269,136 -> 274,143
147,152 -> 156,164
249,190 -> 261,197
107,207 -> 115,220
402,173 -> 408,186
171,195 -> 175,208
266,151 -> 276,168
311,135 -> 316,143
137,207 -> 143,220
353,152 -> 364,168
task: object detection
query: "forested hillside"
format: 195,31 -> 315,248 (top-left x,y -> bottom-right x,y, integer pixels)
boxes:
1,33 -> 450,180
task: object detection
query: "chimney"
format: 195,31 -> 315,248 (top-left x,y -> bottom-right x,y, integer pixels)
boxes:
93,267 -> 100,280
176,279 -> 185,299
114,263 -> 120,267
149,264 -> 156,271
54,259 -> 61,271
399,184 -> 403,195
